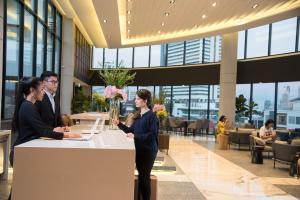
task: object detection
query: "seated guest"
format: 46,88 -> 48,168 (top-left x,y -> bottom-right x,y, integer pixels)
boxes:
217,115 -> 227,135
259,119 -> 277,143
35,71 -> 67,130
9,77 -> 81,200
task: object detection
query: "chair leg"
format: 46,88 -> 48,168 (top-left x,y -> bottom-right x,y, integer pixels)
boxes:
273,159 -> 276,168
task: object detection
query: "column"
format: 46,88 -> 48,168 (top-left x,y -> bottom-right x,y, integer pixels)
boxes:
0,0 -> 4,120
219,32 -> 238,123
60,18 -> 75,115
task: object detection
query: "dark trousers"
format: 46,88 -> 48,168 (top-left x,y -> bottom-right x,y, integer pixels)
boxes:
136,152 -> 156,200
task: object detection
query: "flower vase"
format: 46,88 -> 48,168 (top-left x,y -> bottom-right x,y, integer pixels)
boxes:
109,99 -> 120,130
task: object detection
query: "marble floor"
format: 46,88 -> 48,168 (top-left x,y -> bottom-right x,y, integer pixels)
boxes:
1,136 -> 300,200
167,135 -> 300,200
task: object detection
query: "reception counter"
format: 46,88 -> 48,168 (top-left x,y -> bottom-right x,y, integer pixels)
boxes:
11,129 -> 135,200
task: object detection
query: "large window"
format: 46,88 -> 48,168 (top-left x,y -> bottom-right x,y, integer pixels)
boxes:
167,42 -> 184,66
171,86 -> 189,119
120,86 -> 138,116
271,18 -> 297,55
277,82 -> 300,130
247,25 -> 269,58
204,36 -> 222,63
118,47 -> 133,68
150,45 -> 163,67
185,39 -> 203,64
6,0 -> 20,77
36,22 -> 45,76
92,48 -> 103,68
190,85 -> 208,119
252,83 -> 275,128
237,31 -> 245,59
3,0 -> 63,119
134,46 -> 149,67
209,85 -> 219,123
104,49 -> 117,68
23,11 -> 34,76
235,84 -> 251,123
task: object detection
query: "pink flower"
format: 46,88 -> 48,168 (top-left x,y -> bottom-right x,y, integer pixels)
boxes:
104,86 -> 118,98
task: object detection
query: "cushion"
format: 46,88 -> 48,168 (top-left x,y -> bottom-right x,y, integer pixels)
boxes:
255,137 -> 266,146
291,139 -> 300,146
274,140 -> 288,144
276,130 -> 290,141
290,131 -> 300,140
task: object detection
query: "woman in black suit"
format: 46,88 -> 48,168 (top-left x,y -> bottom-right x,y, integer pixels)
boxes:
8,77 -> 80,200
113,89 -> 159,200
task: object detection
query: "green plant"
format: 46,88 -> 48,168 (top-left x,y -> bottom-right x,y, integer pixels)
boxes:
153,90 -> 166,105
92,93 -> 109,111
72,87 -> 91,114
99,67 -> 136,88
235,94 -> 258,122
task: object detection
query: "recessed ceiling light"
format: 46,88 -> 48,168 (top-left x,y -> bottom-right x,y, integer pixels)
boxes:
128,29 -> 130,32
164,12 -> 170,16
127,0 -> 131,2
169,0 -> 175,4
252,4 -> 259,9
128,20 -> 131,24
194,25 -> 198,28
127,10 -> 131,15
161,22 -> 165,26
103,19 -> 107,23
202,14 -> 206,19
212,2 -> 217,7
158,30 -> 161,34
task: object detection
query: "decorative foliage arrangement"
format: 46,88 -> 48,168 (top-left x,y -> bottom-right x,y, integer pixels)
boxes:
99,67 -> 136,89
103,86 -> 128,101
92,93 -> 109,111
235,94 -> 258,122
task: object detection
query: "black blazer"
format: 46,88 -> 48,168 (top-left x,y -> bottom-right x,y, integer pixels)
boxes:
35,93 -> 63,128
14,100 -> 64,147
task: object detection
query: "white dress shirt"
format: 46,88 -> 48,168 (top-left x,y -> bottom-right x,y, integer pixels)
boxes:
45,90 -> 56,113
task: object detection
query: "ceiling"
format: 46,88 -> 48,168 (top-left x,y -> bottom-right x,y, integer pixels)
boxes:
54,0 -> 300,48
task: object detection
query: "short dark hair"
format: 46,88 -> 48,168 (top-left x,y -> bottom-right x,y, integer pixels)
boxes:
265,119 -> 274,126
40,71 -> 58,81
219,115 -> 226,122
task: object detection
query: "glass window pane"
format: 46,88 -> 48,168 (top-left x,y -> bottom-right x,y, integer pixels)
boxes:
162,86 -> 172,115
134,46 -> 149,68
37,0 -> 46,21
172,86 -> 189,119
118,47 -> 133,68
56,12 -> 62,37
150,45 -> 163,67
23,10 -> 34,76
54,39 -> 61,74
252,83 -> 275,128
92,48 -> 103,68
47,32 -> 53,71
185,39 -> 203,64
209,85 -> 220,123
271,18 -> 297,55
237,31 -> 245,59
167,42 -> 184,66
48,4 -> 54,30
6,0 -> 20,76
247,25 -> 269,58
120,86 -> 137,116
36,22 -> 45,77
298,19 -> 300,51
204,36 -> 222,63
24,0 -> 35,10
277,82 -> 300,129
4,80 -> 18,119
190,85 -> 208,119
104,48 -> 117,68
235,84 -> 251,123
138,86 -> 154,94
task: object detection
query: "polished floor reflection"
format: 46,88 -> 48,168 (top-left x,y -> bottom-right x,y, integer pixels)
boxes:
168,135 -> 300,200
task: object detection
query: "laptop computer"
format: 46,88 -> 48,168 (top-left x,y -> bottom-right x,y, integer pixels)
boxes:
64,118 -> 100,141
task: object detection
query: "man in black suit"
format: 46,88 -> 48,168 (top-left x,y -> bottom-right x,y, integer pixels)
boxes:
36,71 -> 68,130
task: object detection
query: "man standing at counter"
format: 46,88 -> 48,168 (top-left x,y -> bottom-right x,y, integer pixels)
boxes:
36,71 -> 66,130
